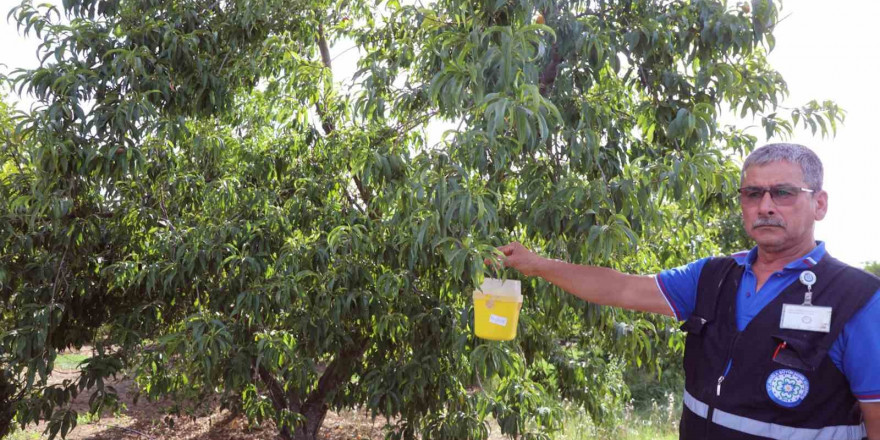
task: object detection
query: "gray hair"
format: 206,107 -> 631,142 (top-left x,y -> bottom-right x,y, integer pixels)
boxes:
741,143 -> 824,190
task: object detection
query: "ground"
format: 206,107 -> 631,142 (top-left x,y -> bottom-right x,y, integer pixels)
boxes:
14,348 -> 508,440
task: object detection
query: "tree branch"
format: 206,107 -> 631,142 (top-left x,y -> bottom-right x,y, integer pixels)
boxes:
315,21 -> 336,135
316,22 -> 333,71
256,363 -> 301,415
302,339 -> 368,412
313,18 -> 376,219
539,42 -> 563,97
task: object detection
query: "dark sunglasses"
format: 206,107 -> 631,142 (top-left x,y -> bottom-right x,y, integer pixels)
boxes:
737,185 -> 815,206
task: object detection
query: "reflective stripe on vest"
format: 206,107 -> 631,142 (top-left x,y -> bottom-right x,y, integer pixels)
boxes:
683,390 -> 866,440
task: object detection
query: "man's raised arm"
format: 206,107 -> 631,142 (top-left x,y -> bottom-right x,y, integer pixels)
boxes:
862,402 -> 880,440
493,242 -> 674,317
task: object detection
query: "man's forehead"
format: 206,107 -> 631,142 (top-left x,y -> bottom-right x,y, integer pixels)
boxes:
742,160 -> 804,183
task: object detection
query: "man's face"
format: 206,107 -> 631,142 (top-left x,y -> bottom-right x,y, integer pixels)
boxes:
740,161 -> 828,252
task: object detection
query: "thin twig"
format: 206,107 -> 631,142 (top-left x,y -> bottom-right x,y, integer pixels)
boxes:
396,109 -> 440,138
45,249 -> 68,361
51,250 -> 67,303
158,186 -> 174,231
330,45 -> 359,64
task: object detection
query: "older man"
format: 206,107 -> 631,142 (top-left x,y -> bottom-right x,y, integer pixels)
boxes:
496,143 -> 880,439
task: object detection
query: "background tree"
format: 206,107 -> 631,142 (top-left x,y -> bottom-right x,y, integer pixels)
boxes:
864,262 -> 880,277
0,0 -> 843,439
0,93 -> 22,439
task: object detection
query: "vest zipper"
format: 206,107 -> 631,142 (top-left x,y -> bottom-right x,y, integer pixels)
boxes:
715,326 -> 742,397
717,359 -> 732,396
706,332 -> 740,434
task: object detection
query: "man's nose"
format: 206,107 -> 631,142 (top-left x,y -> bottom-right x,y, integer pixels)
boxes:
758,190 -> 776,215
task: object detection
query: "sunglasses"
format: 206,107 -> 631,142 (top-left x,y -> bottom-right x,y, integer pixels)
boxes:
737,185 -> 815,206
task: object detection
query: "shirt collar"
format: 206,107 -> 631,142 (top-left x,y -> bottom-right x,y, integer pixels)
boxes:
732,241 -> 826,270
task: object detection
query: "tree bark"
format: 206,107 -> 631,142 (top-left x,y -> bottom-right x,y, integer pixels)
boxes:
293,340 -> 367,439
256,338 -> 368,440
539,42 -> 563,97
257,365 -> 298,440
313,18 -> 377,220
292,404 -> 329,440
0,371 -> 16,438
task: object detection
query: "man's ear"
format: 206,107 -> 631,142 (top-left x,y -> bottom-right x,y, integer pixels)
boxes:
814,190 -> 828,221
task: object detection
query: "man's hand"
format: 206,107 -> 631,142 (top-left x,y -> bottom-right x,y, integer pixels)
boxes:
490,242 -> 547,277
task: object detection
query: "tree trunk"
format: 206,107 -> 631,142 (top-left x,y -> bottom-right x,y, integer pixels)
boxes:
257,339 -> 368,440
292,404 -> 329,440
0,371 -> 17,438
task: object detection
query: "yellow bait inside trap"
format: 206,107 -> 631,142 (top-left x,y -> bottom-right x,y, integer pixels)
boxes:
473,278 -> 522,341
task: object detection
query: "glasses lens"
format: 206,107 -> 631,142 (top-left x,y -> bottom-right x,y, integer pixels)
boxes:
770,187 -> 798,205
739,187 -> 765,203
738,186 -> 805,206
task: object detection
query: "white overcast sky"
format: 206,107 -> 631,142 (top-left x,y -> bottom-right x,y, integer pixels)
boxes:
761,0 -> 880,266
2,0 -> 878,266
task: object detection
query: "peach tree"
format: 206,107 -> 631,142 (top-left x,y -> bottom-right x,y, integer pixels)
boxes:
0,0 -> 842,438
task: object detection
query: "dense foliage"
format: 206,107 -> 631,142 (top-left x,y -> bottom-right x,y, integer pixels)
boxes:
1,0 -> 842,438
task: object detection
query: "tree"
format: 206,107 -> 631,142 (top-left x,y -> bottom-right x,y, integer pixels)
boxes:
0,93 -> 21,440
1,0 -> 843,439
865,262 -> 880,277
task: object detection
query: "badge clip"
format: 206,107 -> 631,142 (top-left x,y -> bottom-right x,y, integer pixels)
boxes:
799,270 -> 816,306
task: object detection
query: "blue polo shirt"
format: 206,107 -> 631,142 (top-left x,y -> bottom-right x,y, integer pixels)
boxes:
655,242 -> 880,403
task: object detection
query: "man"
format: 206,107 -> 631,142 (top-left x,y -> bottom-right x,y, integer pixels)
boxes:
495,143 -> 880,439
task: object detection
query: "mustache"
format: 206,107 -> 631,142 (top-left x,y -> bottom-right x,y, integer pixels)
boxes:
753,217 -> 786,228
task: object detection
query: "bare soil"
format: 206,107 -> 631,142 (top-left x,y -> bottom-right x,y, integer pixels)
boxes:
20,348 -> 505,440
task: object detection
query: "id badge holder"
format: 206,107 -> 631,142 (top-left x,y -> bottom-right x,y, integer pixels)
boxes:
779,270 -> 832,333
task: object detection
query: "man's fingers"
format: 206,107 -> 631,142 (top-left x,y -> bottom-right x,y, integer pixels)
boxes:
484,253 -> 507,269
484,243 -> 524,271
498,243 -> 517,256
485,260 -> 504,271
484,244 -> 513,269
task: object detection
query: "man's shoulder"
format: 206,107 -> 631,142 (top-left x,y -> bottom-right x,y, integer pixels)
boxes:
730,250 -> 749,259
826,256 -> 880,285
845,266 -> 880,284
700,252 -> 748,269
843,264 -> 880,281
689,254 -> 744,285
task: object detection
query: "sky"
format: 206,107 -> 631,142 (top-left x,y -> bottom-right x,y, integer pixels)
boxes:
2,0 -> 878,266
760,0 -> 880,266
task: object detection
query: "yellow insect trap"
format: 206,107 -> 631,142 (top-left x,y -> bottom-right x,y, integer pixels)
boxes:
473,278 -> 522,341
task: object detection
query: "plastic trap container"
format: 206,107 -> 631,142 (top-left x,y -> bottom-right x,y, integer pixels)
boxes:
473,278 -> 522,341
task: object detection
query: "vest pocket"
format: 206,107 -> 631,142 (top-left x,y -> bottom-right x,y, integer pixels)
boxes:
770,334 -> 813,371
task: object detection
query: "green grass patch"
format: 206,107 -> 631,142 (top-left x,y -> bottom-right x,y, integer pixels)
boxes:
55,352 -> 89,370
78,411 -> 102,425
5,429 -> 41,440
557,394 -> 680,440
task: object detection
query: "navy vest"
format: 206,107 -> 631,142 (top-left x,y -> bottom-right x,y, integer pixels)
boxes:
679,254 -> 880,439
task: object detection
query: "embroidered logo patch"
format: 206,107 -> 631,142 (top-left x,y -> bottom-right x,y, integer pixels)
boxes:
766,369 -> 810,407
